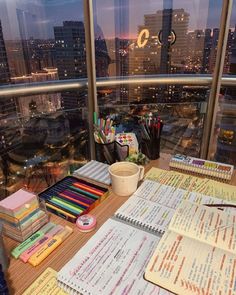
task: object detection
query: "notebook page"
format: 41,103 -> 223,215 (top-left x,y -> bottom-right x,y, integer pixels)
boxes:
115,195 -> 175,234
134,180 -> 232,209
57,219 -> 172,295
169,201 -> 236,254
145,230 -> 236,295
114,180 -> 233,234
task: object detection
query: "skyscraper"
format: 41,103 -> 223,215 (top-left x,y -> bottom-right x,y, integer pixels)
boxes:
54,21 -> 87,111
0,20 -> 10,85
0,20 -> 19,156
202,28 -> 212,73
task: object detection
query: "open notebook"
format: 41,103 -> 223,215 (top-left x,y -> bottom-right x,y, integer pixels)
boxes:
144,201 -> 236,295
57,179 -> 234,295
114,179 -> 233,235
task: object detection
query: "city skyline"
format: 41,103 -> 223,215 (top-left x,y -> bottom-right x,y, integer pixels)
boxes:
0,0 -> 236,40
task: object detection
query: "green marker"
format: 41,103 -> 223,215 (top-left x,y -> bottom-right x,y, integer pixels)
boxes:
11,222 -> 55,259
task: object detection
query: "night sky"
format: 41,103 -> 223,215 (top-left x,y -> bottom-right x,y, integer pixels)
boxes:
0,0 -> 235,40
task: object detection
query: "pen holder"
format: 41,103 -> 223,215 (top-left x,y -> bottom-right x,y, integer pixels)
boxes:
95,141 -> 116,164
140,138 -> 160,160
95,141 -> 129,164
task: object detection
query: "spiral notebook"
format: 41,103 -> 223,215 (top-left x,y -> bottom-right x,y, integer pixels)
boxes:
114,179 -> 234,235
57,179 -> 234,295
57,218 -> 172,295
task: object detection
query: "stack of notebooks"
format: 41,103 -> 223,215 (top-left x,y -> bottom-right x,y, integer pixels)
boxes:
39,176 -> 109,223
73,160 -> 111,186
169,154 -> 234,182
0,189 -> 48,242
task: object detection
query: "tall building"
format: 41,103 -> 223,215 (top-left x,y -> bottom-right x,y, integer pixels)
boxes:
0,20 -> 10,85
0,20 -> 20,155
54,21 -> 87,111
186,30 -> 205,73
230,25 -> 236,74
209,28 -> 219,73
202,28 -> 212,73
128,8 -> 189,102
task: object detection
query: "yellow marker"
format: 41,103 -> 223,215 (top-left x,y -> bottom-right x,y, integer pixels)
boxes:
28,226 -> 73,266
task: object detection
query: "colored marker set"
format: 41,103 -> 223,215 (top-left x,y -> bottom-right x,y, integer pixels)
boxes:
169,154 -> 234,182
39,176 -> 109,223
11,222 -> 72,267
0,189 -> 48,242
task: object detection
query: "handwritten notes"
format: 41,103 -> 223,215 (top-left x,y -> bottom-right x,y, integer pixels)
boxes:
57,219 -> 171,295
145,201 -> 236,295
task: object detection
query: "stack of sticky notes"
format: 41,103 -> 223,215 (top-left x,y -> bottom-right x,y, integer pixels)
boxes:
12,222 -> 73,267
39,176 -> 109,223
0,189 -> 48,242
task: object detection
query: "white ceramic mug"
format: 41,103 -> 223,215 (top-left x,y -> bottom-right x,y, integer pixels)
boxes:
108,162 -> 145,196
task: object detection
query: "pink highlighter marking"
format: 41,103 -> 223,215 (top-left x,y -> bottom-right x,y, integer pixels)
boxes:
20,225 -> 64,262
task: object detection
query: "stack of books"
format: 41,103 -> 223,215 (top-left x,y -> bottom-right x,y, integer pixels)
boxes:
0,189 -> 48,242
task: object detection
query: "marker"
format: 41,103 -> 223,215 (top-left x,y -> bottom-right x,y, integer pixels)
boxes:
45,202 -> 77,221
28,226 -> 73,266
11,222 -> 55,259
72,182 -> 104,196
20,224 -> 64,263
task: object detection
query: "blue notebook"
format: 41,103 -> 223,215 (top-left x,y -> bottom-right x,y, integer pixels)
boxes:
73,160 -> 111,185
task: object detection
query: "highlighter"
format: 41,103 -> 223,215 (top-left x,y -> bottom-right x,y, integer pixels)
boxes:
11,222 -> 55,259
19,224 -> 64,263
28,226 -> 73,266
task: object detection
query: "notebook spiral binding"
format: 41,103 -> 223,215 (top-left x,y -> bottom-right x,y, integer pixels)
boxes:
115,213 -> 164,235
58,274 -> 92,295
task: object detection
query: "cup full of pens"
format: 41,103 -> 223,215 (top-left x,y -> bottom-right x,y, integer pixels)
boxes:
139,113 -> 163,160
93,113 -> 117,164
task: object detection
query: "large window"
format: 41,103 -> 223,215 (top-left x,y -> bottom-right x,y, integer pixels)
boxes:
210,0 -> 236,166
93,0 -> 222,157
0,0 -> 90,197
0,0 -> 235,197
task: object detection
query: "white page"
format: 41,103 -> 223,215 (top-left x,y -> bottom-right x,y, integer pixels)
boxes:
58,219 -> 172,295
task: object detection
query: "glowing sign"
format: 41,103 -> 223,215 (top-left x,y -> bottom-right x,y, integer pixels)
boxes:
137,29 -> 176,48
137,29 -> 150,48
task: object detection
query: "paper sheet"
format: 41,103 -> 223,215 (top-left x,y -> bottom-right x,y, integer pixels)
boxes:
58,219 -> 172,295
145,230 -> 236,295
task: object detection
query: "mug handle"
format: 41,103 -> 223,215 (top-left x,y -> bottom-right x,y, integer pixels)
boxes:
138,166 -> 145,181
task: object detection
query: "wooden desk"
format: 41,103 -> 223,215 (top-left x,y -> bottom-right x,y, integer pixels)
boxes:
4,154 -> 236,294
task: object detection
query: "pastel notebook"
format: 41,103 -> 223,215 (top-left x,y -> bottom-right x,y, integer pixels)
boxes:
144,200 -> 236,295
22,267 -> 68,295
73,160 -> 111,185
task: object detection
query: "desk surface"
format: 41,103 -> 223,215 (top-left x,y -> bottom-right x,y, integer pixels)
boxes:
4,154 -> 236,294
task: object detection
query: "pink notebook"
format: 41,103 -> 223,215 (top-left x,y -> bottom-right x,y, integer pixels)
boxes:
0,189 -> 38,214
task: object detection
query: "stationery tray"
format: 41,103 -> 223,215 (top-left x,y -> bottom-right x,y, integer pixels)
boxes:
38,176 -> 109,223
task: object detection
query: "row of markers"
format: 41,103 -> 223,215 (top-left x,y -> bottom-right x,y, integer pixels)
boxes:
93,113 -> 116,144
139,114 -> 163,141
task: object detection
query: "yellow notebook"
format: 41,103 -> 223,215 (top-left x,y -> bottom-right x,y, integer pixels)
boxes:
22,267 -> 68,295
144,200 -> 236,295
